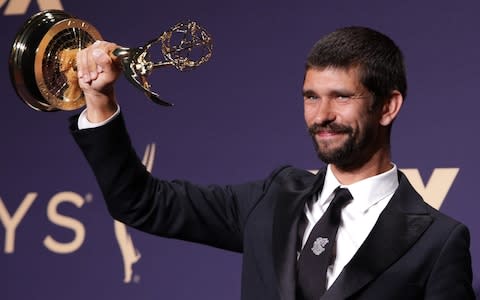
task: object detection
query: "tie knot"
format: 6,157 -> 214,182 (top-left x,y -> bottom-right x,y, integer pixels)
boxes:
329,187 -> 352,225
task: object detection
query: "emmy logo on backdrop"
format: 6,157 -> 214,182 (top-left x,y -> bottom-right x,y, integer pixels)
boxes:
114,220 -> 141,283
114,143 -> 156,283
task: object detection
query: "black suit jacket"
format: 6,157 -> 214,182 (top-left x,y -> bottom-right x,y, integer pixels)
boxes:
71,113 -> 474,299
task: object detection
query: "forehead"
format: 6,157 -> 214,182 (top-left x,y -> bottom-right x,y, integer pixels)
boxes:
303,67 -> 365,93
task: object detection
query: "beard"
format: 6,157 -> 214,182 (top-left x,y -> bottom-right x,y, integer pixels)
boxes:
308,121 -> 376,170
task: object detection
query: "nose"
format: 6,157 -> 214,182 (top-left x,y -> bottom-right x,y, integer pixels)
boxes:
305,98 -> 336,126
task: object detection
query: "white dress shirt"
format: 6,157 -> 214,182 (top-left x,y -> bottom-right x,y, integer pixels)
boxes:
77,106 -> 120,129
301,164 -> 399,289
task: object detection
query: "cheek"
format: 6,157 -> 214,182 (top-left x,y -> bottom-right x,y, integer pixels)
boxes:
303,103 -> 325,126
343,105 -> 373,127
304,106 -> 314,125
355,115 -> 379,140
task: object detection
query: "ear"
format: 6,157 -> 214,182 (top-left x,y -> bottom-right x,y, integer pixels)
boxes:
379,90 -> 403,126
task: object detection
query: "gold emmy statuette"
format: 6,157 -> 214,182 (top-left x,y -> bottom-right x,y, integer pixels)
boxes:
9,10 -> 213,111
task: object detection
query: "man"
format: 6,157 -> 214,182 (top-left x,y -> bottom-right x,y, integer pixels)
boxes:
71,27 -> 474,299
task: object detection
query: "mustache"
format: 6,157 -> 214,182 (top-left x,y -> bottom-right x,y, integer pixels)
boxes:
308,122 -> 353,136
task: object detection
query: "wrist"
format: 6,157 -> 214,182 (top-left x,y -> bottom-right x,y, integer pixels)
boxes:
84,90 -> 117,123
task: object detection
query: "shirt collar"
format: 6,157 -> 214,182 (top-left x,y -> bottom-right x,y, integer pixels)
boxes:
318,164 -> 399,213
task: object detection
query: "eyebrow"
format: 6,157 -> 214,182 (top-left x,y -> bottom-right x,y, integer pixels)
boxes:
302,88 -> 358,97
302,89 -> 316,97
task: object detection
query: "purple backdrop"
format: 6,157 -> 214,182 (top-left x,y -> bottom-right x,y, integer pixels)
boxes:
1,0 -> 479,299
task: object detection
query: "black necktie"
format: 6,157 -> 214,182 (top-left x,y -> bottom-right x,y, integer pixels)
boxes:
296,187 -> 353,300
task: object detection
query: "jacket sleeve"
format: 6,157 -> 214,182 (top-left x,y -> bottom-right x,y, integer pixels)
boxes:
425,222 -> 475,299
70,113 -> 283,253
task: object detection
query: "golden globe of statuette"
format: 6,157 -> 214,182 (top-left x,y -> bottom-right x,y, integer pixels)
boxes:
9,10 -> 213,111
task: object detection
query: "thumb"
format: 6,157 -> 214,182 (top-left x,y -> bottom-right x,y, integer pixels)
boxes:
92,47 -> 114,74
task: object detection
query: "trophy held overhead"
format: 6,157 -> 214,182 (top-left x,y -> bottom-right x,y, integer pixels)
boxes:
8,9 -> 213,112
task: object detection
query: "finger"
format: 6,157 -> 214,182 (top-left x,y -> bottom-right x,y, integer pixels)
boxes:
86,41 -> 104,81
92,41 -> 120,79
76,47 -> 90,83
92,47 -> 111,74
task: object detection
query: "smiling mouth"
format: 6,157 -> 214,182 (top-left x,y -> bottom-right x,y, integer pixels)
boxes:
315,130 -> 347,142
309,122 -> 352,138
317,130 -> 342,136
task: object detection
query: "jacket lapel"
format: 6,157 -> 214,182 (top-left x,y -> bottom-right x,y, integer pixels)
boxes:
272,168 -> 327,300
322,172 -> 433,299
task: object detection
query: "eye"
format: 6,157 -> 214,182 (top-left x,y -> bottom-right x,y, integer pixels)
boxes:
303,91 -> 318,101
334,94 -> 352,102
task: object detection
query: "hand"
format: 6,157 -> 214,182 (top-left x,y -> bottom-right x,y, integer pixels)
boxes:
76,40 -> 121,122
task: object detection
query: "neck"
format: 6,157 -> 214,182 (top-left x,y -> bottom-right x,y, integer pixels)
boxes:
330,148 -> 393,185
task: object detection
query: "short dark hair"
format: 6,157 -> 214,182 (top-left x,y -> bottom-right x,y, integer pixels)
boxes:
306,26 -> 407,105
